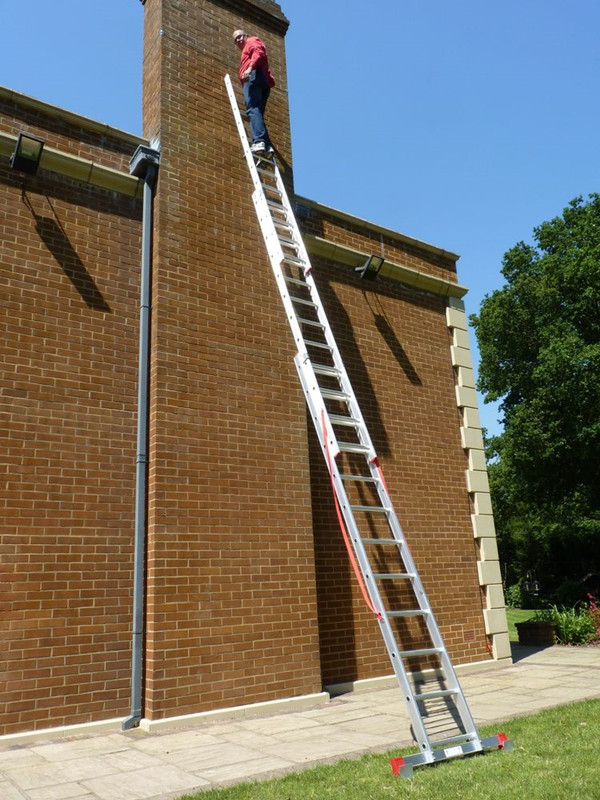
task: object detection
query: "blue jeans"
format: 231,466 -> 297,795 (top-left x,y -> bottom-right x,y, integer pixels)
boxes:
242,69 -> 272,148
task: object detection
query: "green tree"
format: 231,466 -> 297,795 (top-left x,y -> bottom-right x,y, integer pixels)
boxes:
471,195 -> 600,593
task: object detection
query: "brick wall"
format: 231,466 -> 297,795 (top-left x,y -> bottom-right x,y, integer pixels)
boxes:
0,100 -> 143,734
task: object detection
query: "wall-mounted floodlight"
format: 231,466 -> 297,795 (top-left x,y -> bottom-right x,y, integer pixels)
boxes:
10,133 -> 45,175
355,254 -> 385,281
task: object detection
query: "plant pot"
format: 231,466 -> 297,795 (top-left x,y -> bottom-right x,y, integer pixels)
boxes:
515,620 -> 557,646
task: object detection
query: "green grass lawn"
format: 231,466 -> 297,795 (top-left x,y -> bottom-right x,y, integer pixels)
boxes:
506,607 -> 536,642
178,699 -> 600,800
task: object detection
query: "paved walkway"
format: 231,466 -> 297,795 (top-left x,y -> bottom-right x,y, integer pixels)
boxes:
1,645 -> 600,800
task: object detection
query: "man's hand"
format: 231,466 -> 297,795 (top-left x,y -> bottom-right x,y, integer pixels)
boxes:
242,67 -> 252,81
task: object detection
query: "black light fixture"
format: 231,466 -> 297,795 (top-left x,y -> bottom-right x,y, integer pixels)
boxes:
355,254 -> 385,281
523,572 -> 541,596
10,133 -> 45,175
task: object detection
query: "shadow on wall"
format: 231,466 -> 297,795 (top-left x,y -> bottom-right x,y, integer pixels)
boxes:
372,311 -> 423,387
22,191 -> 111,312
312,265 -> 425,458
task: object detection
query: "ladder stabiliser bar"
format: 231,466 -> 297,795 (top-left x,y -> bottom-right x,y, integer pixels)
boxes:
224,73 -> 511,776
390,733 -> 514,779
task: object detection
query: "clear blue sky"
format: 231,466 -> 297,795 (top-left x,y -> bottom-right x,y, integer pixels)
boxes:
2,1 -> 599,435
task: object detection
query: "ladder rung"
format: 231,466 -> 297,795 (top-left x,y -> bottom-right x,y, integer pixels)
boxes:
297,317 -> 325,330
284,276 -> 308,287
362,538 -> 399,545
290,296 -> 318,308
278,236 -> 299,249
432,733 -> 478,749
337,442 -> 370,453
257,167 -> 276,178
340,473 -> 377,483
304,339 -> 332,350
276,227 -> 294,238
313,364 -> 341,377
329,414 -> 360,427
350,504 -> 389,514
321,388 -> 350,401
399,648 -> 441,659
267,199 -> 285,212
415,689 -> 457,702
282,254 -> 306,266
386,609 -> 429,618
252,150 -> 274,162
373,572 -> 414,579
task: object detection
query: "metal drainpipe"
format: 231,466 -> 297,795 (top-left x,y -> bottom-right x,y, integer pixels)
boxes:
122,145 -> 160,731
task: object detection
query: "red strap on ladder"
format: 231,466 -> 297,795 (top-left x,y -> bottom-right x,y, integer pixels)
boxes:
321,410 -> 382,620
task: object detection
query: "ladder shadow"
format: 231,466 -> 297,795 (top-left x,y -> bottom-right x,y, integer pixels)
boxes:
22,192 -> 111,311
308,429 -> 361,685
308,269 -> 431,684
310,271 -> 392,456
356,478 -> 430,652
354,484 -> 465,735
372,310 -> 422,386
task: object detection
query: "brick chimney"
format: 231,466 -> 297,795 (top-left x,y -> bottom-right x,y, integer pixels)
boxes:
140,0 -> 323,721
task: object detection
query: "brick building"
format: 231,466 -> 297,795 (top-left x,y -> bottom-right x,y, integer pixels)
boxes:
0,0 -> 509,739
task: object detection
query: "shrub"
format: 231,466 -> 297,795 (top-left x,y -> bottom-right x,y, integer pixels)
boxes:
535,604 -> 596,645
504,581 -> 544,609
588,594 -> 600,642
504,583 -> 523,608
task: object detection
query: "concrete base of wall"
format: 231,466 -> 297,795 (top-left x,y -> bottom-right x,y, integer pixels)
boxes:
0,695 -> 331,746
138,692 -> 331,733
0,718 -> 124,747
0,656 -> 513,746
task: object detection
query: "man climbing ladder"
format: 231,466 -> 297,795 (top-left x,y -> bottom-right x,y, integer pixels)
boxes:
233,29 -> 275,156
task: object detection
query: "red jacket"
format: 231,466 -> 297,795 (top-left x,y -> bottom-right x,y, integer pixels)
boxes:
238,36 -> 275,87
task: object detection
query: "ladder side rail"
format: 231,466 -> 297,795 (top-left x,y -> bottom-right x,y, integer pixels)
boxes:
223,86 -> 381,469
294,354 -> 388,626
368,465 -> 446,618
251,191 -> 322,359
294,354 -> 436,761
350,492 -> 479,748
298,346 -> 477,751
273,161 -> 316,276
269,162 -> 379,462
366,461 -> 481,742
294,352 -> 342,460
253,152 -> 454,751
225,74 -> 266,197
252,189 -> 343,459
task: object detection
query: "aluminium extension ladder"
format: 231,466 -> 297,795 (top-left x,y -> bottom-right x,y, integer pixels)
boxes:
225,74 -> 510,777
